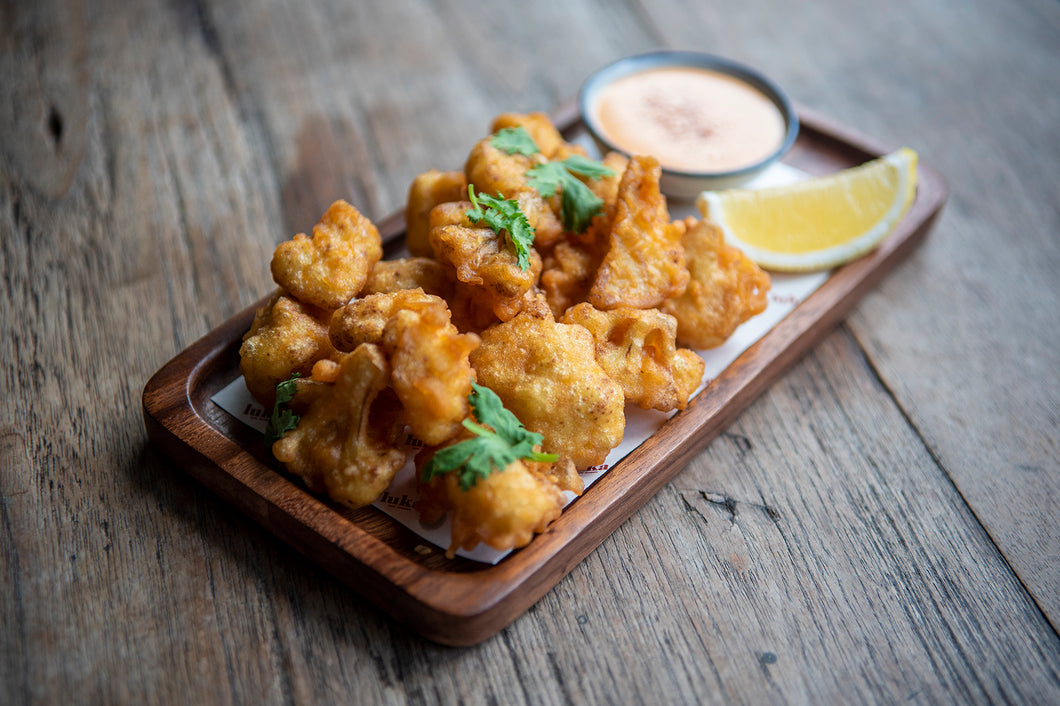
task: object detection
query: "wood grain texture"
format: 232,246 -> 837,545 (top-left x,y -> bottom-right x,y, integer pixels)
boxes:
2,0 -> 1058,702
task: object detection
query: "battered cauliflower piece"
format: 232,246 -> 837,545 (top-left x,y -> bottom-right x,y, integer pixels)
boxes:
446,280 -> 503,334
428,199 -> 477,231
417,459 -> 565,559
387,305 -> 480,446
561,303 -> 705,412
361,257 -> 454,300
272,344 -> 406,509
239,290 -> 338,407
405,169 -> 468,257
330,290 -> 479,446
588,156 -> 689,310
540,237 -> 603,319
270,200 -> 383,310
329,288 -> 439,352
469,313 -> 625,469
429,212 -> 544,323
660,218 -> 771,349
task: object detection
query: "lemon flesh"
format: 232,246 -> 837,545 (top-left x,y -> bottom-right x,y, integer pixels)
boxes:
697,148 -> 918,272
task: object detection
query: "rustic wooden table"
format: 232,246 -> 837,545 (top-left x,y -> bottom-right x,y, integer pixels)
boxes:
3,0 -> 1058,703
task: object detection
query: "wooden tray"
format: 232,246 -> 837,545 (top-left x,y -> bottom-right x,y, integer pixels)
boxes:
142,103 -> 947,646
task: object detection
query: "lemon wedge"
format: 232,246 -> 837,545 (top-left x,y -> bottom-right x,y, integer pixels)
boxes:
697,148 -> 918,272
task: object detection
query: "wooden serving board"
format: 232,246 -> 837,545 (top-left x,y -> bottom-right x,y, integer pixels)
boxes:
142,104 -> 947,646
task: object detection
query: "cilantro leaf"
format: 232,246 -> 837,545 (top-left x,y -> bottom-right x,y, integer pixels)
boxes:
523,161 -> 567,199
560,177 -> 606,234
264,374 -> 301,450
561,154 -> 617,181
491,126 -> 540,156
465,185 -> 536,271
421,383 -> 558,491
525,156 -> 615,233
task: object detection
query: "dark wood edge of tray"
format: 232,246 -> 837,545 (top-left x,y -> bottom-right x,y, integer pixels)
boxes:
142,105 -> 948,646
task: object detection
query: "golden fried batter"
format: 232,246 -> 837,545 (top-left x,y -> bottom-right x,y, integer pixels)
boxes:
561,303 -> 705,412
417,459 -> 565,559
588,156 -> 689,310
660,218 -> 771,349
428,199 -> 543,320
239,290 -> 338,407
446,281 -> 502,334
362,257 -> 454,300
272,344 -> 406,509
429,220 -> 543,322
270,200 -> 383,310
540,238 -> 602,319
330,290 -> 479,445
387,305 -> 480,446
586,151 -> 630,210
470,313 -> 625,469
329,288 -> 439,352
405,169 -> 468,257
427,199 -> 476,231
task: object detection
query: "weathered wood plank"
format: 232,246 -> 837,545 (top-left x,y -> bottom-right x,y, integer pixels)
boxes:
1,0 -> 1058,703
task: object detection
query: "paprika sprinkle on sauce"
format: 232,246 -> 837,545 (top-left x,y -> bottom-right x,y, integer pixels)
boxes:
589,66 -> 787,174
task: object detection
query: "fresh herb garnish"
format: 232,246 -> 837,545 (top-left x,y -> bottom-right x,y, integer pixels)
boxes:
490,126 -> 539,156
421,383 -> 558,491
465,185 -> 536,271
525,156 -> 616,233
264,373 -> 301,449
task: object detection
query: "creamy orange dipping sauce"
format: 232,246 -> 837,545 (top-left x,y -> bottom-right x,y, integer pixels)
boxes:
590,66 -> 787,173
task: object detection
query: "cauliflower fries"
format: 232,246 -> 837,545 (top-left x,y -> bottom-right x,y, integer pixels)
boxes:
239,112 -> 770,558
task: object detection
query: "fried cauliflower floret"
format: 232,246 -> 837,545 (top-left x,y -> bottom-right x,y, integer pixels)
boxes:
465,137 -> 564,248
446,280 -> 502,334
239,290 -> 339,407
428,211 -> 544,323
270,200 -> 383,310
560,303 -> 705,412
540,237 -> 603,319
660,218 -> 771,349
387,305 -> 480,446
470,313 -> 625,469
330,290 -> 479,446
417,458 -> 566,559
588,156 -> 689,310
272,344 -> 406,509
329,288 -> 440,352
405,169 -> 468,257
361,257 -> 454,300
